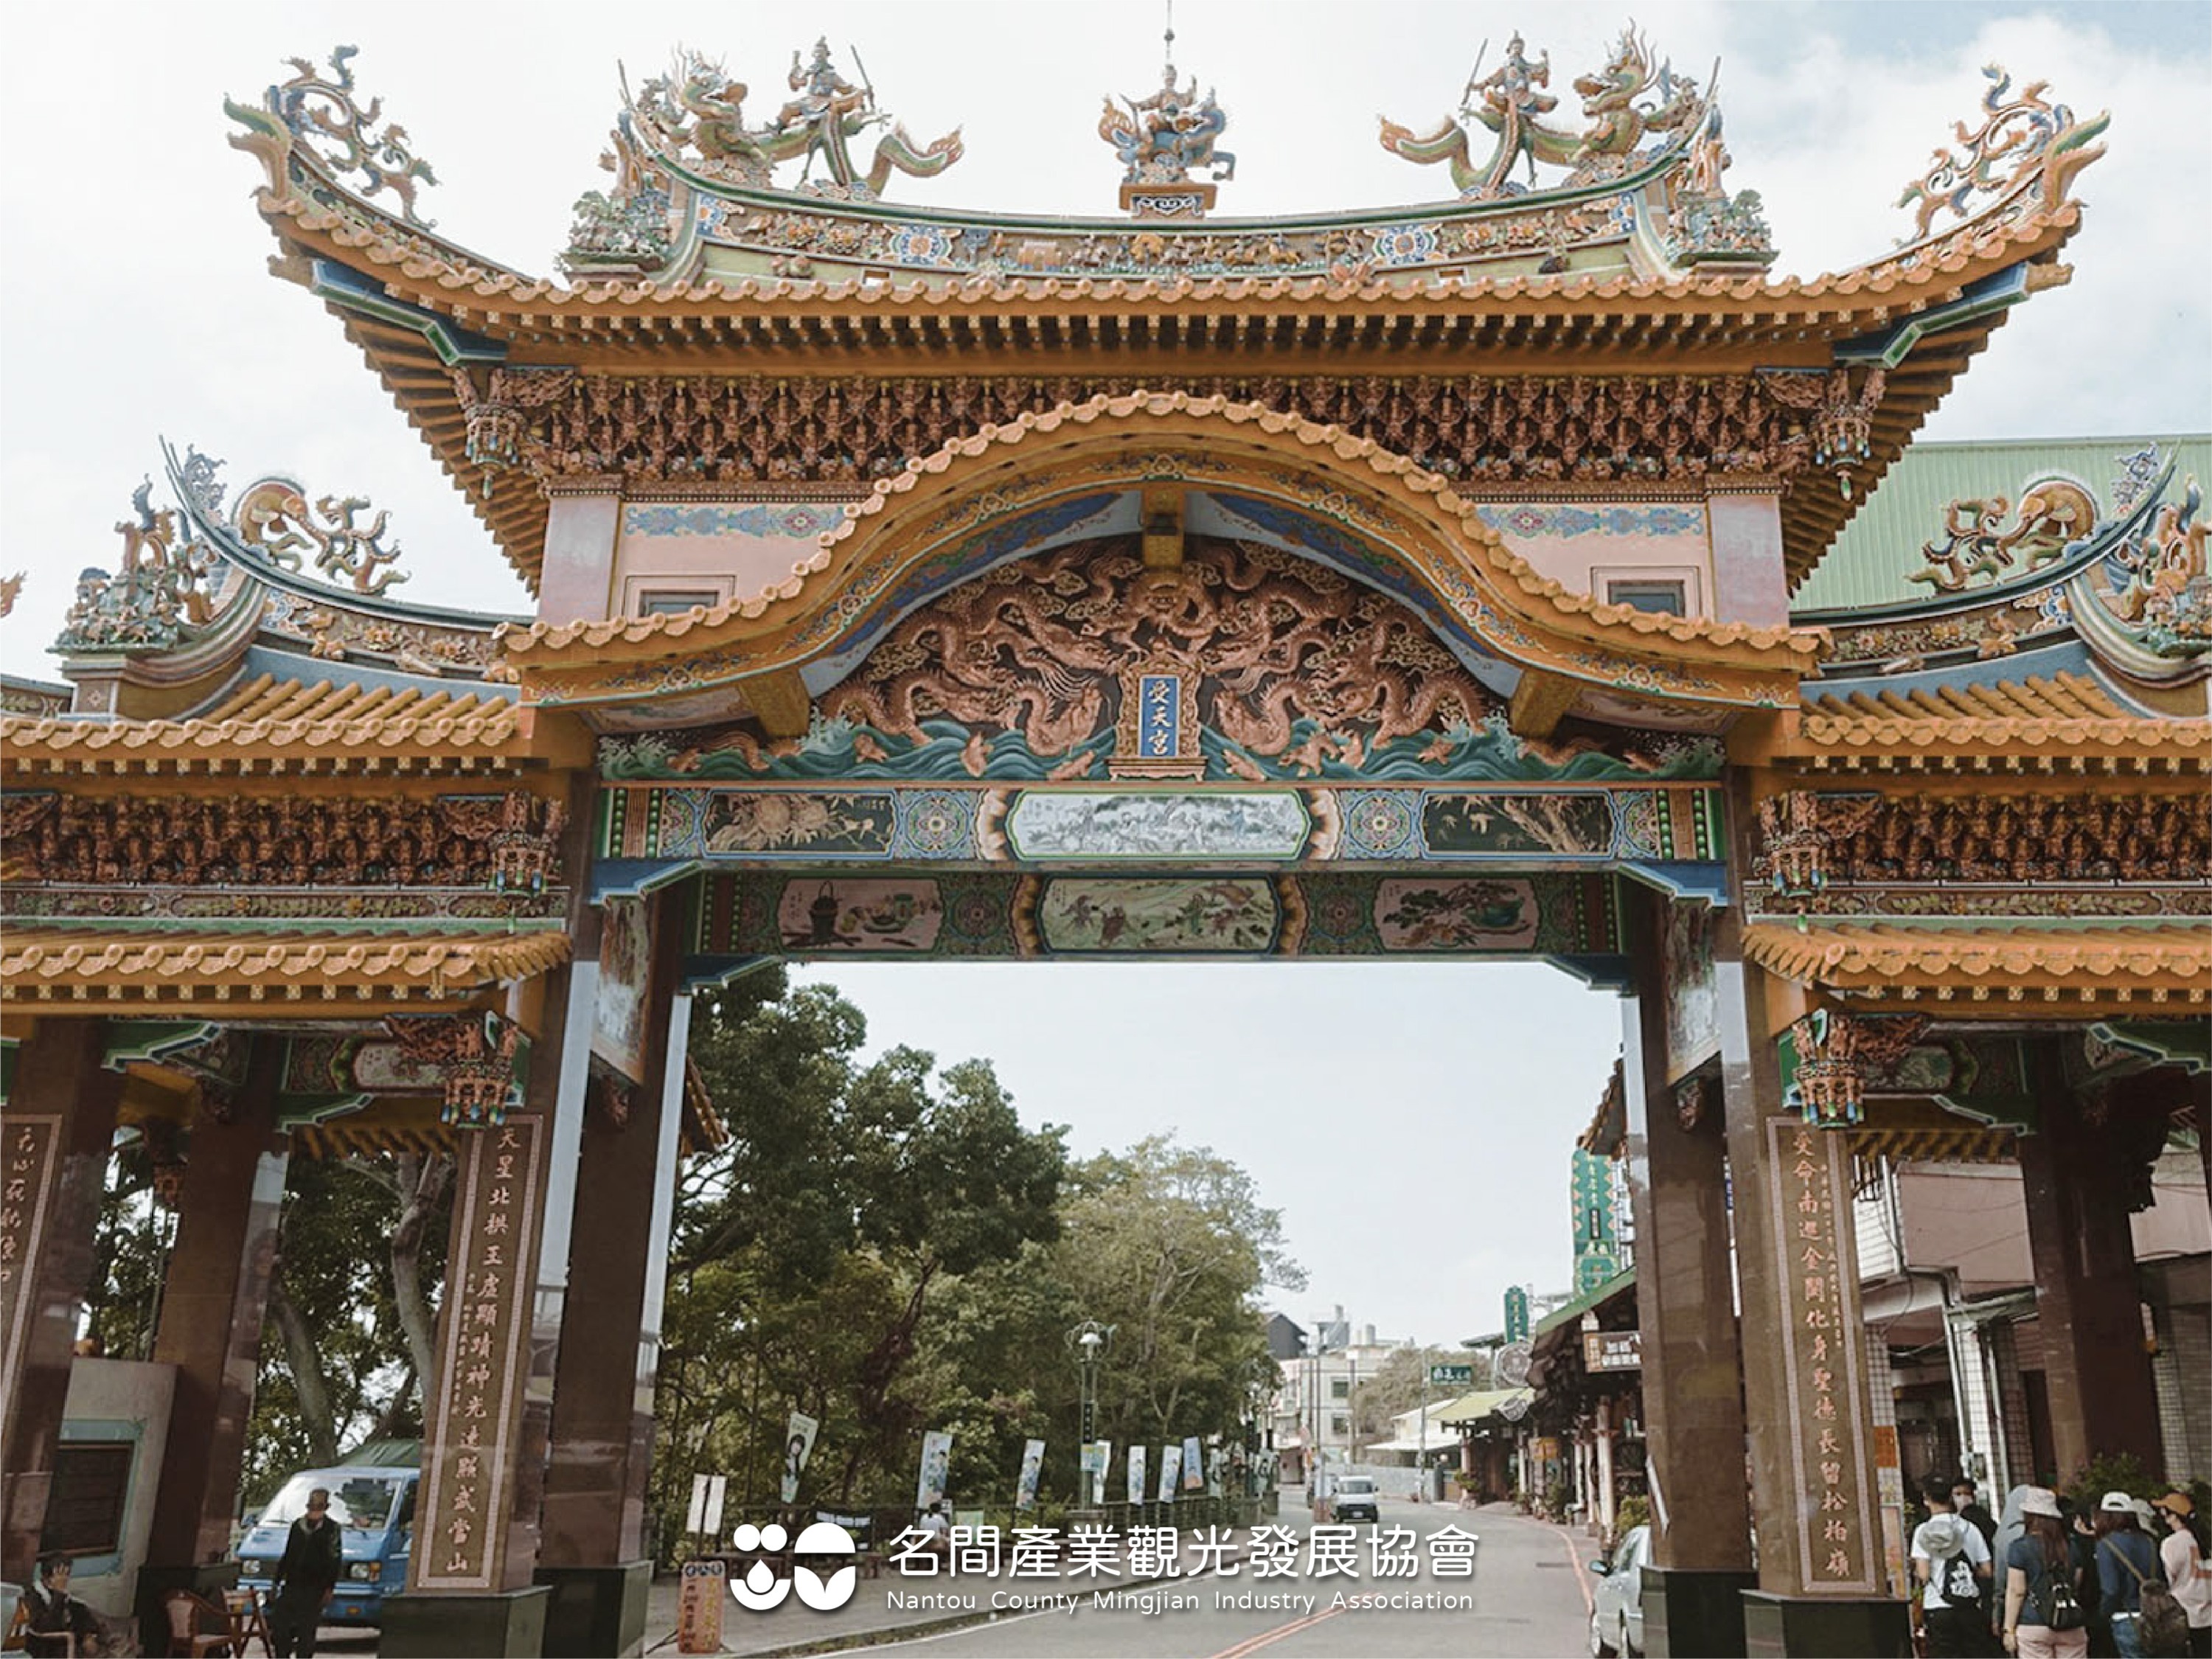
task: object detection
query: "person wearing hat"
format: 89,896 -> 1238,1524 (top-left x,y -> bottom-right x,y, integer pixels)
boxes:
2093,1491 -> 2163,1659
1915,1473 -> 1996,1656
2003,1486 -> 2090,1658
2151,1492 -> 2212,1658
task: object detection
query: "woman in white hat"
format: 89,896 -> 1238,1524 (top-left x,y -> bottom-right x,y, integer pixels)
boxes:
2003,1486 -> 2090,1658
2094,1491 -> 2163,1659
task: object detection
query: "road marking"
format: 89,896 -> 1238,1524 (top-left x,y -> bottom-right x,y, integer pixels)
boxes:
1206,1604 -> 1345,1659
1547,1519 -> 1596,1613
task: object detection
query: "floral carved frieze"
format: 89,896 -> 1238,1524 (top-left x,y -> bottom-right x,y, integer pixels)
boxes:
1756,788 -> 2211,899
527,372 -> 1865,489
6,790 -> 567,891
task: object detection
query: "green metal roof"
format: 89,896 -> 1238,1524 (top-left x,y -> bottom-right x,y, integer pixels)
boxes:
1793,434 -> 2212,614
1434,1388 -> 1534,1426
1531,1266 -> 1638,1341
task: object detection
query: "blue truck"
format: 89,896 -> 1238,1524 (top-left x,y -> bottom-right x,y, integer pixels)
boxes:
236,1458 -> 417,1626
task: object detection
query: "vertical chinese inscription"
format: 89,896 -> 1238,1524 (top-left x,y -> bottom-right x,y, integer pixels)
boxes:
415,1115 -> 543,1590
1138,675 -> 1180,759
1767,1119 -> 1878,1592
0,1116 -> 61,1414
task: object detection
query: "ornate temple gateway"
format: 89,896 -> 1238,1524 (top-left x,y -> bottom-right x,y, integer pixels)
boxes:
1,32 -> 2205,1659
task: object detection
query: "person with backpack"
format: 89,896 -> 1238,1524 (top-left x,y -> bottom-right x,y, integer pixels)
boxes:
2149,1493 -> 2211,1659
2096,1491 -> 2184,1659
1917,1474 -> 1997,1656
2004,1486 -> 2091,1658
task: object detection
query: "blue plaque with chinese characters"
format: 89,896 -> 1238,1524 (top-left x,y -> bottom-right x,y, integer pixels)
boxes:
1138,675 -> 1181,759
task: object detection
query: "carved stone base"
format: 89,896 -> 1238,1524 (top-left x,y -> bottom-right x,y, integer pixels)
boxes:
1742,1590 -> 1910,1659
1641,1565 -> 1756,1657
380,1586 -> 549,1658
535,1561 -> 653,1658
1121,181 -> 1215,218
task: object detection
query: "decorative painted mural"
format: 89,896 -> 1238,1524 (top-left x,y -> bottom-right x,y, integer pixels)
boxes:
1663,901 -> 1719,1081
686,870 -> 1622,963
598,782 -> 1723,871
597,538 -> 1725,785
592,896 -> 653,1080
1006,792 -> 1308,860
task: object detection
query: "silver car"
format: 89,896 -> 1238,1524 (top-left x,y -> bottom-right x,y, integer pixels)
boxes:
1588,1523 -> 1649,1658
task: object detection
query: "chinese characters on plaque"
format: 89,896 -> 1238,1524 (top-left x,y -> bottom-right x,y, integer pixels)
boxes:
417,1116 -> 540,1589
0,1117 -> 60,1399
1768,1119 -> 1875,1591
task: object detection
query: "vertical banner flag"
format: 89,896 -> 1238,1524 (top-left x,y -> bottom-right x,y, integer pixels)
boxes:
1126,1444 -> 1147,1505
1181,1436 -> 1205,1492
917,1430 -> 954,1512
685,1474 -> 709,1536
782,1411 -> 820,1505
703,1475 -> 728,1538
1083,1440 -> 1112,1497
1016,1439 -> 1046,1511
1158,1442 -> 1183,1502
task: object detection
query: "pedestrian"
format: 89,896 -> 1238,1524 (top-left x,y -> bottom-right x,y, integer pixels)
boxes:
2149,1493 -> 2212,1659
2094,1492 -> 2165,1659
1956,1478 -> 2000,1551
266,1486 -> 345,1659
21,1554 -> 105,1658
2003,1486 -> 2090,1659
1916,1474 -> 1996,1657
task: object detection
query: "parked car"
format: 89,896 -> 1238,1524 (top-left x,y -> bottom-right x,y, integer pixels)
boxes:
237,1465 -> 417,1625
1589,1522 -> 1649,1658
1333,1474 -> 1381,1524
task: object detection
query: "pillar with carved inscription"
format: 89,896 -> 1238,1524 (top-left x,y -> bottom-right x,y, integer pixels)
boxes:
134,1035 -> 291,1633
1714,933 -> 1910,1659
537,894 -> 691,1658
1624,895 -> 1756,1657
2017,1053 -> 2166,1484
378,967 -> 588,1659
0,1018 -> 124,1587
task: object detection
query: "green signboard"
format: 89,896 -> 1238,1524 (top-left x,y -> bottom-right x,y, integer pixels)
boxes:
1503,1285 -> 1530,1346
1429,1364 -> 1474,1387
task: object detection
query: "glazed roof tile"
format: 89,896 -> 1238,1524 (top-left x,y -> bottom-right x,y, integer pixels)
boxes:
1,674 -> 535,774
1743,922 -> 2210,1010
1791,673 -> 2208,769
0,928 -> 570,1009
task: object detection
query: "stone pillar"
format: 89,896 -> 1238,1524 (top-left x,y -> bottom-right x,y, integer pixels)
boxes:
136,1037 -> 290,1628
380,967 -> 593,1659
1595,1398 -> 1617,1538
537,897 -> 689,1659
1624,896 -> 1756,1657
1717,934 -> 1907,1658
1,1018 -> 122,1587
2016,1055 -> 2164,1484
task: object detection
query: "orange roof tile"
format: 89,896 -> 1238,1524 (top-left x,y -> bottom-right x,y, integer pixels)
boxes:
0,928 -> 569,1011
1743,922 -> 2209,1012
1790,675 -> 2208,770
1,675 -> 532,775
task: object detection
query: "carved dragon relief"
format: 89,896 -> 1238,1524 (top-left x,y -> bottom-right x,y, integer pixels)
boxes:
598,538 -> 1720,785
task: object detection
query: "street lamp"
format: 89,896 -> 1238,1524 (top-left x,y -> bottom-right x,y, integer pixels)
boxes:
1067,1320 -> 1114,1509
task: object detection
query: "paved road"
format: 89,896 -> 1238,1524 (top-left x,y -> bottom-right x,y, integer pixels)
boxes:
869,1498 -> 1594,1658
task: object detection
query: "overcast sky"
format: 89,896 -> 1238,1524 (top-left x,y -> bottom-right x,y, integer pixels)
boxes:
3,3 -> 2206,1347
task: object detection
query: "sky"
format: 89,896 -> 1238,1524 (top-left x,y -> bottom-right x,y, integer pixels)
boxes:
2,2 -> 2207,1347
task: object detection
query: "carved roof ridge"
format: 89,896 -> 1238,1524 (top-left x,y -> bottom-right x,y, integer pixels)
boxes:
499,390 -> 1824,675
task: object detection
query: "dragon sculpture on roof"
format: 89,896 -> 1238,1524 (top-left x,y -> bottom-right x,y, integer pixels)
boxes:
1379,25 -> 1703,198
629,41 -> 962,200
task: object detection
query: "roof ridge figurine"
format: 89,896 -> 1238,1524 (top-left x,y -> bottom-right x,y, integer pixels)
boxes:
1101,15 -> 1234,219
627,41 -> 963,201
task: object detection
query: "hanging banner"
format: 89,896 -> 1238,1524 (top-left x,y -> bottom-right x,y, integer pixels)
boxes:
782,1411 -> 820,1505
916,1430 -> 954,1512
1016,1439 -> 1046,1510
703,1475 -> 728,1539
1157,1443 -> 1183,1502
1083,1439 -> 1113,1500
1126,1444 -> 1147,1505
676,1558 -> 726,1655
1181,1437 -> 1206,1492
1504,1285 -> 1531,1346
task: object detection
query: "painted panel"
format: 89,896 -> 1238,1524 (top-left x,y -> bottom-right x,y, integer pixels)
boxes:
1006,791 -> 1308,861
1036,879 -> 1279,953
592,897 -> 652,1081
1372,877 -> 1540,950
774,879 -> 944,952
1663,902 -> 1720,1082
1422,791 -> 1615,858
701,792 -> 896,855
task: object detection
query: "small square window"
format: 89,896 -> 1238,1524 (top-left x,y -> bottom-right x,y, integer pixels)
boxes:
1605,580 -> 1688,616
1330,1378 -> 1351,1400
637,589 -> 719,616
